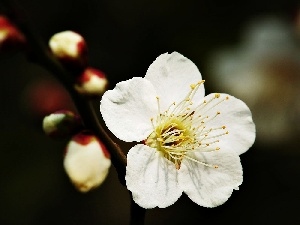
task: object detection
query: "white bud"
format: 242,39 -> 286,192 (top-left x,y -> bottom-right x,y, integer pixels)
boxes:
64,132 -> 111,192
42,110 -> 81,138
49,30 -> 87,67
74,67 -> 108,96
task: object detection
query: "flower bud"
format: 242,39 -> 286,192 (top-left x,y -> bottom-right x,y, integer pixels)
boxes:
74,67 -> 108,96
64,132 -> 111,192
43,110 -> 82,138
49,30 -> 87,68
0,16 -> 26,52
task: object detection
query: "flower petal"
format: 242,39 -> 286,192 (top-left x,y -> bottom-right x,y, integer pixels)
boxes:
178,149 -> 242,208
100,77 -> 157,142
196,93 -> 255,155
145,52 -> 204,111
126,144 -> 182,208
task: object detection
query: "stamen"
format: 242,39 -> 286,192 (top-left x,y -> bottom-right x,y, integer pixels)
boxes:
185,155 -> 218,169
156,96 -> 161,114
145,80 -> 224,170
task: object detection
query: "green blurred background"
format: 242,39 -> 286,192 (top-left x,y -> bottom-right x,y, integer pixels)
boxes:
0,0 -> 300,224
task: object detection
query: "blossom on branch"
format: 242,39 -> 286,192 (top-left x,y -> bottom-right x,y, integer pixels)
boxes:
64,131 -> 111,192
74,67 -> 108,96
43,110 -> 82,138
49,30 -> 87,69
100,52 -> 255,208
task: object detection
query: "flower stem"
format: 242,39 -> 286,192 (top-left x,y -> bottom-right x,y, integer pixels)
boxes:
130,196 -> 146,225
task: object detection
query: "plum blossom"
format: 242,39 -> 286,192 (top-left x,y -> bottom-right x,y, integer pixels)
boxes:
100,52 -> 255,208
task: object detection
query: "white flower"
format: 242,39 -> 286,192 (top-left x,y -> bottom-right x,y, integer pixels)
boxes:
100,52 -> 255,208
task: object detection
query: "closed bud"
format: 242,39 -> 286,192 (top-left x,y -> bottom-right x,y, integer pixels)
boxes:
74,67 -> 108,96
49,30 -> 87,68
64,131 -> 111,192
43,110 -> 82,138
0,16 -> 26,52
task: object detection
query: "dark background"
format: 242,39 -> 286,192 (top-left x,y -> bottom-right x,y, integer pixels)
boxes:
0,0 -> 300,224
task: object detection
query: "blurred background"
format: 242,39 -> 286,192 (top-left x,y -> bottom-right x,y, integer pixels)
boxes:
0,0 -> 300,224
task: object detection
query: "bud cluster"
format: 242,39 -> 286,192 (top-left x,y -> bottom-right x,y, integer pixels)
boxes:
40,28 -> 112,192
48,30 -> 108,96
0,15 -> 113,193
43,110 -> 111,192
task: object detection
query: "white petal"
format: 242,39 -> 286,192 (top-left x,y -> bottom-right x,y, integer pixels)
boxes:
145,52 -> 204,111
196,93 -> 255,155
100,77 -> 157,142
178,149 -> 242,208
126,144 -> 182,208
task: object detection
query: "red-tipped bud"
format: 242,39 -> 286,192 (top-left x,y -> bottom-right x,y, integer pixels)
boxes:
64,131 -> 111,192
74,67 -> 108,96
43,110 -> 82,138
0,16 -> 26,52
49,30 -> 87,69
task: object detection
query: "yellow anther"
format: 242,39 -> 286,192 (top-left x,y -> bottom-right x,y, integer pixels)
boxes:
214,165 -> 219,169
222,125 -> 226,129
190,84 -> 196,89
156,96 -> 159,99
217,111 -> 221,115
215,93 -> 220,98
203,100 -> 207,103
226,131 -> 229,134
216,147 -> 220,150
226,96 -> 229,100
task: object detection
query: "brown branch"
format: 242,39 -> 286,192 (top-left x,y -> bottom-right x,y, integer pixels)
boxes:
0,0 -> 127,185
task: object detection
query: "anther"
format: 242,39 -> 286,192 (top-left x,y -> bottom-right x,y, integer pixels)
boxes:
216,147 -> 220,150
215,93 -> 220,98
222,125 -> 226,129
190,84 -> 196,89
214,165 -> 219,169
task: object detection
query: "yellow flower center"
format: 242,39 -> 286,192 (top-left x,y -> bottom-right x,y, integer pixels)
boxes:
145,80 -> 229,169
